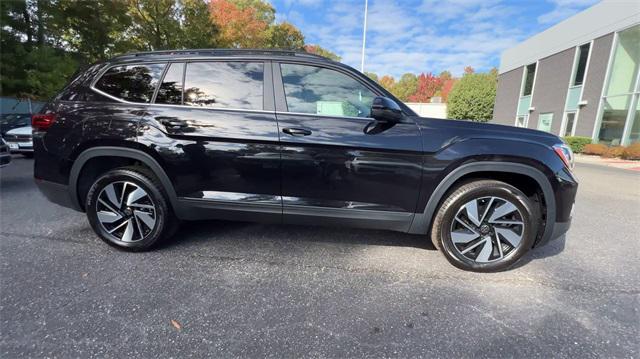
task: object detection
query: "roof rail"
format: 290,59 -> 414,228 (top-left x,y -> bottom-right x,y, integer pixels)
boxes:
112,48 -> 332,61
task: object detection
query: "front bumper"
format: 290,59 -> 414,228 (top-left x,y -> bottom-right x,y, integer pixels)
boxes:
34,178 -> 82,211
6,141 -> 33,153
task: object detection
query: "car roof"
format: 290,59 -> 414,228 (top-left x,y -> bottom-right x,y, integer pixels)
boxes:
110,48 -> 335,64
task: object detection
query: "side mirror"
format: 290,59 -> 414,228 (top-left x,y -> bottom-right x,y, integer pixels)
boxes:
370,96 -> 403,123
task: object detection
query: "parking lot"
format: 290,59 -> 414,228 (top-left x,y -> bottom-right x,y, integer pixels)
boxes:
0,156 -> 638,357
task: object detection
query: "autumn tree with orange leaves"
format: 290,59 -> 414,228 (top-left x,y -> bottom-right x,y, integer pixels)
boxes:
209,0 -> 269,48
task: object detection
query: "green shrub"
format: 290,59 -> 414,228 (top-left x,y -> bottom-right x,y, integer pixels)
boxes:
563,136 -> 592,153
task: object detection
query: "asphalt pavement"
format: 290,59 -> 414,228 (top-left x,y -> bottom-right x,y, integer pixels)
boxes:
1,156 -> 638,358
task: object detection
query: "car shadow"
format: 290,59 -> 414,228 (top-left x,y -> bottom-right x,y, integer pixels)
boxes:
511,235 -> 567,269
157,219 -> 436,251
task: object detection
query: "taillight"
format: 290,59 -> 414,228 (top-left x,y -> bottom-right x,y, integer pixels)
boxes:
554,144 -> 574,170
32,113 -> 56,131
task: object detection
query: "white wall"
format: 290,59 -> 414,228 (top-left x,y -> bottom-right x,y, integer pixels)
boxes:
499,0 -> 640,74
405,102 -> 447,119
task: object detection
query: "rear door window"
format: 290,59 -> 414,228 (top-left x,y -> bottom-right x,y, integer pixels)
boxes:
183,62 -> 263,110
95,63 -> 166,103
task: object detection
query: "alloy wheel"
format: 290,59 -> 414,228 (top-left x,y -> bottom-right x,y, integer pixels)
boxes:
449,196 -> 525,263
96,181 -> 157,242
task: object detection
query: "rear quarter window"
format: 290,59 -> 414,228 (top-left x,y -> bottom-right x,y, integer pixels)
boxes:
94,63 -> 166,103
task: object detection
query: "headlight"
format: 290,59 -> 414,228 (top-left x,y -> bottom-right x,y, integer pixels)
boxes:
553,144 -> 574,170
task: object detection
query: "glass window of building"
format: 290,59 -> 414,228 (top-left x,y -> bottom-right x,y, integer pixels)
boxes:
597,25 -> 640,145
537,113 -> 553,132
522,63 -> 536,96
572,43 -> 590,86
563,112 -> 576,137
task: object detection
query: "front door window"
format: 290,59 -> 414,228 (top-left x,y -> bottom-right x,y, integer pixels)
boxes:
279,63 -> 376,118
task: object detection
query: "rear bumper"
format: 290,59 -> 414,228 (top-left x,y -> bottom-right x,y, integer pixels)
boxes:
34,178 -> 82,212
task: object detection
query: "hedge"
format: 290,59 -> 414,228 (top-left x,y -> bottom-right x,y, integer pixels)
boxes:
563,136 -> 592,153
582,144 -> 608,156
622,143 -> 640,160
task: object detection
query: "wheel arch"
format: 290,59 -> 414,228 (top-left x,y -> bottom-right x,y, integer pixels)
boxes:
408,161 -> 556,246
69,146 -> 179,213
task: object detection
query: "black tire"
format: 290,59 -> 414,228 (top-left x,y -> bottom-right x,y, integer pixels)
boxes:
21,153 -> 34,158
430,180 -> 536,272
85,166 -> 178,251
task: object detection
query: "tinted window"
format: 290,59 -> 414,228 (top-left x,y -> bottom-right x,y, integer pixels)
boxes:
280,63 -> 375,118
156,62 -> 184,105
183,62 -> 263,109
573,43 -> 590,86
522,63 -> 536,96
95,63 -> 166,103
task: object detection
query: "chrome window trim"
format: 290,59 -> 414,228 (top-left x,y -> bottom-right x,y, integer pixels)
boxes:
275,111 -> 373,121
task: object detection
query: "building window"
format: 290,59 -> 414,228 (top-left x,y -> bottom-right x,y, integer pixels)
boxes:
522,63 -> 536,96
537,113 -> 553,132
596,25 -> 640,145
572,43 -> 590,86
562,112 -> 576,137
516,115 -> 528,128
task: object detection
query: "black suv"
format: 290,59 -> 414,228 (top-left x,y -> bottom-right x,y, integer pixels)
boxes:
33,49 -> 577,272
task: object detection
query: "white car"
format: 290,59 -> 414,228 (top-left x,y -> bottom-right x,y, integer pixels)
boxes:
4,126 -> 33,157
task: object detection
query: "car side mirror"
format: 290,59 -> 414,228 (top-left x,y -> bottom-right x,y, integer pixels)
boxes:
370,96 -> 403,123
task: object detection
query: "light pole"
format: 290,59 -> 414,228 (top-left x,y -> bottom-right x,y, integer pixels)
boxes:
360,0 -> 368,73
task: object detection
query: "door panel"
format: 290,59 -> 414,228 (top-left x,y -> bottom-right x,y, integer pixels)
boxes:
276,112 -> 423,214
140,106 -> 281,202
137,60 -> 281,219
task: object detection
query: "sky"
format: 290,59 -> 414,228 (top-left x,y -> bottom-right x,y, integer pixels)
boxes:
270,0 -> 601,77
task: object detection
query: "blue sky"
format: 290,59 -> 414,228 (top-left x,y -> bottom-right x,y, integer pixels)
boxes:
270,0 -> 600,77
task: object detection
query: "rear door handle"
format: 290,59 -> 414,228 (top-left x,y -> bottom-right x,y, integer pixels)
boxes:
282,127 -> 312,136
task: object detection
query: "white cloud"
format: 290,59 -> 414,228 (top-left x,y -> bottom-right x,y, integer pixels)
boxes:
537,0 -> 599,24
277,0 -> 596,77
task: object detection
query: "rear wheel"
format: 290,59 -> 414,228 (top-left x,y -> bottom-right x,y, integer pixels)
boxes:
431,180 -> 536,272
85,166 -> 178,251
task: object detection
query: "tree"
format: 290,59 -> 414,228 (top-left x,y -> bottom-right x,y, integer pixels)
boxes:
127,0 -> 182,50
303,44 -> 341,61
379,75 -> 395,92
408,72 -> 442,103
447,69 -> 497,122
267,22 -> 304,49
392,73 -> 418,102
209,0 -> 269,48
439,70 -> 452,80
439,77 -> 456,102
46,0 -> 132,62
180,0 -> 218,49
229,0 -> 275,23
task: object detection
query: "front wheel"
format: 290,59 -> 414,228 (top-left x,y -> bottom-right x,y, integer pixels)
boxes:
431,180 -> 537,272
85,166 -> 178,251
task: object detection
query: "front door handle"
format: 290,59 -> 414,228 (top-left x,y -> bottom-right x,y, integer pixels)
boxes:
282,127 -> 312,136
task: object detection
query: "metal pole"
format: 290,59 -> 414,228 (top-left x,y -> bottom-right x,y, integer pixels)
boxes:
360,0 -> 368,73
